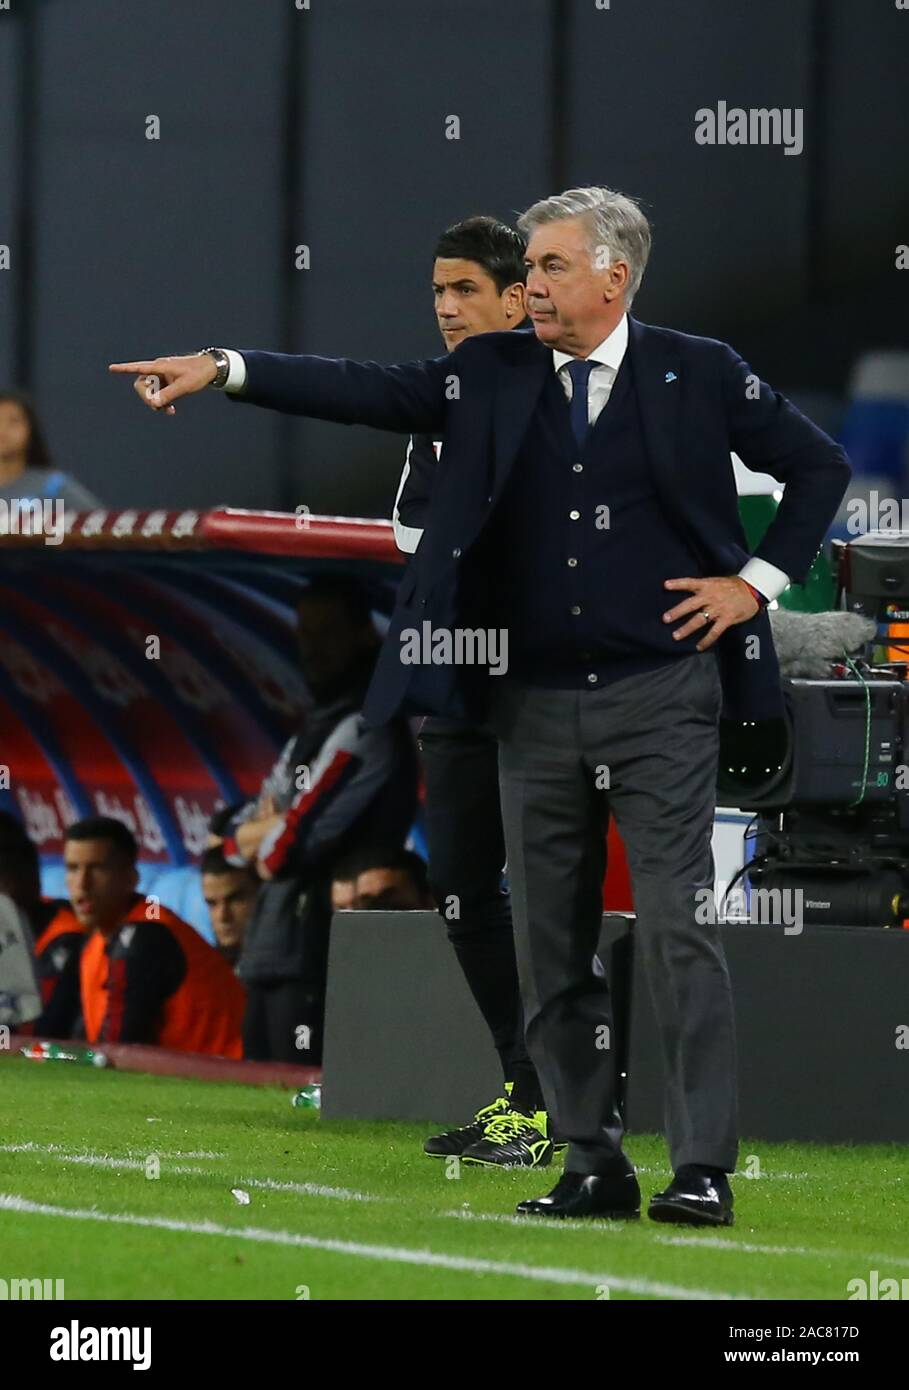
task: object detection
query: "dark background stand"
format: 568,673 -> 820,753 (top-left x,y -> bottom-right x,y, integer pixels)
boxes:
323,911 -> 909,1144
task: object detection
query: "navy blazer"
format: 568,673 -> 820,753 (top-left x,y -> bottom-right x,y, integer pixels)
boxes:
230,317 -> 851,726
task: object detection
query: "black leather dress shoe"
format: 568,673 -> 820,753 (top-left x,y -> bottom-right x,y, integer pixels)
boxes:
647,1165 -> 734,1227
516,1166 -> 641,1220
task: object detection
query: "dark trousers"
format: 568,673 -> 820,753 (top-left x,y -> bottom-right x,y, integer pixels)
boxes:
241,892 -> 332,1065
487,655 -> 738,1175
243,975 -> 325,1064
418,715 -> 543,1110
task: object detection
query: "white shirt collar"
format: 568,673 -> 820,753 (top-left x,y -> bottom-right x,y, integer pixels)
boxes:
552,314 -> 629,375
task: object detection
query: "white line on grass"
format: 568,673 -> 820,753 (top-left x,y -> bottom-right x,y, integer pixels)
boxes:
9,1143 -> 904,1273
0,1193 -> 741,1299
0,1144 -> 805,1187
158,1151 -> 227,1160
0,1143 -> 222,1162
237,1175 -> 375,1202
447,1208 -> 627,1231
445,1209 -> 909,1269
0,1142 -> 62,1154
656,1232 -> 909,1268
0,1146 -> 373,1202
636,1166 -> 809,1182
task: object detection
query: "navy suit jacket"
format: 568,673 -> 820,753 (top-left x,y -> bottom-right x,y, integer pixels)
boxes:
230,317 -> 851,726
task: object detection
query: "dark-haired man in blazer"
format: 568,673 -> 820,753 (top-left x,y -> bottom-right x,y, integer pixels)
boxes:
393,214 -> 561,1170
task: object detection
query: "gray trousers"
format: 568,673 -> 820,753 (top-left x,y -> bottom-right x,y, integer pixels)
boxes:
487,654 -> 738,1175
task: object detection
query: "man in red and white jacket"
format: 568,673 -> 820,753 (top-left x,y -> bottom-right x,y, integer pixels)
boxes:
216,574 -> 417,1063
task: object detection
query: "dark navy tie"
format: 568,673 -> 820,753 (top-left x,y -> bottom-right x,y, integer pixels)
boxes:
565,358 -> 596,450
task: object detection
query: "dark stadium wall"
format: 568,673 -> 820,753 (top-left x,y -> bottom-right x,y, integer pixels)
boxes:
0,0 -> 906,515
0,15 -> 23,383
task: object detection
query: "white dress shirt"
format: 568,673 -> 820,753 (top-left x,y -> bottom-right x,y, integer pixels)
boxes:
223,325 -> 789,601
223,349 -> 249,394
553,313 -> 630,424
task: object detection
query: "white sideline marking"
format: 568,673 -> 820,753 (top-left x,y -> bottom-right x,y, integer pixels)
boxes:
0,1143 -> 220,1163
159,1150 -> 226,1160
3,1150 -> 206,1176
657,1233 -> 840,1259
448,1209 -> 626,1231
237,1175 -> 375,1202
735,1172 -> 809,1182
0,1142 -> 61,1154
637,1166 -> 809,1181
656,1232 -> 909,1268
9,1143 -> 907,1272
0,1193 -> 740,1299
0,1146 -> 373,1202
656,1234 -> 883,1267
445,1210 -> 909,1269
0,1146 -> 819,1192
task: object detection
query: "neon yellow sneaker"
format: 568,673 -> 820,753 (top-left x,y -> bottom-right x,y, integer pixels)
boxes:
461,1107 -> 554,1169
423,1092 -> 512,1157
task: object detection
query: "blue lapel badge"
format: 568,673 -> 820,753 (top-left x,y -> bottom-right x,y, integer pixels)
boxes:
665,371 -> 678,383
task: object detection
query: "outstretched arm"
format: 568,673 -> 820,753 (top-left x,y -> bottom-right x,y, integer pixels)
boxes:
108,348 -> 450,436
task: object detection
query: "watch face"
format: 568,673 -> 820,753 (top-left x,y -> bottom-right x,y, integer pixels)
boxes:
207,350 -> 228,384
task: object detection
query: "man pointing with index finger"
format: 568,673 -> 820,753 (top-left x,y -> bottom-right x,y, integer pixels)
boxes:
110,352 -> 221,414
110,185 -> 850,1225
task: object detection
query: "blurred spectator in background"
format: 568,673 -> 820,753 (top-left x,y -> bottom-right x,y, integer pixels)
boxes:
0,892 -> 41,1029
331,845 -> 434,911
67,816 -> 244,1056
200,846 -> 258,967
214,575 -> 418,1064
0,390 -> 100,509
329,872 -> 357,913
0,811 -> 84,1036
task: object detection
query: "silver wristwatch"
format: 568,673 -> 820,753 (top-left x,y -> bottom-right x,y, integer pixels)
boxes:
199,346 -> 230,390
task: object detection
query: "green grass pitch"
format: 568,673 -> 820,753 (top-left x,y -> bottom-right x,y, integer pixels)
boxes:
0,1057 -> 904,1301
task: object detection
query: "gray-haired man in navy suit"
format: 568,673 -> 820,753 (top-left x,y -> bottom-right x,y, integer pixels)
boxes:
112,184 -> 850,1226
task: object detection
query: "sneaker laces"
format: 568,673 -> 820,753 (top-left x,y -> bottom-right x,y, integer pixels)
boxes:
470,1095 -> 511,1127
481,1110 -> 545,1145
